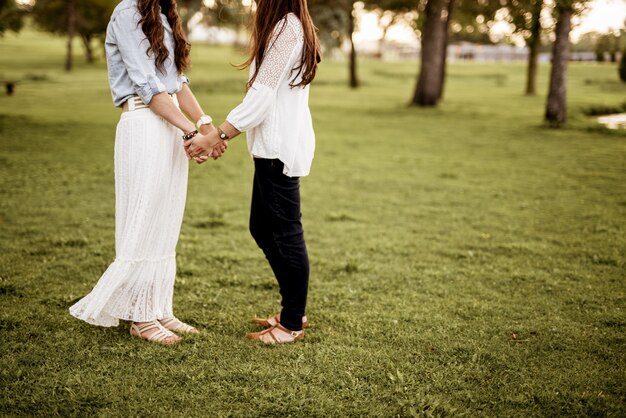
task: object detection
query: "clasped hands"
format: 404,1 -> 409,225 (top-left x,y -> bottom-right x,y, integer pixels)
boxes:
183,125 -> 228,165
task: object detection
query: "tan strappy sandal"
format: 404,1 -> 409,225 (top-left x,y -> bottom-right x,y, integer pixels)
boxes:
130,321 -> 181,345
246,323 -> 304,344
251,313 -> 309,329
158,317 -> 199,334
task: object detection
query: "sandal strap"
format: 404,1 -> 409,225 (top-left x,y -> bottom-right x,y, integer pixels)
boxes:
132,321 -> 177,343
160,317 -> 197,333
268,314 -> 280,327
253,313 -> 309,329
149,328 -> 171,342
259,324 -> 302,343
267,327 -> 280,343
274,323 -> 302,338
135,322 -> 161,335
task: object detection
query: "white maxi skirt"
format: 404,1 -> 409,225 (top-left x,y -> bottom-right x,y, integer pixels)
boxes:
70,109 -> 188,327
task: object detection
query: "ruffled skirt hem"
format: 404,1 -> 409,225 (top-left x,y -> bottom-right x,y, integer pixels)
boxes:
69,255 -> 177,327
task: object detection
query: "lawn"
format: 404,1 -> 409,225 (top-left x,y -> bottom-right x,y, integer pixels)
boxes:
1,28 -> 625,417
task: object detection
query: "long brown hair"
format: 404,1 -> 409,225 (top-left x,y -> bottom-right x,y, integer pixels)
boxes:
137,0 -> 190,73
242,0 -> 321,89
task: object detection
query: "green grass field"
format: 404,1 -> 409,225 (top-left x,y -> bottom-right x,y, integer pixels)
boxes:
1,28 -> 625,417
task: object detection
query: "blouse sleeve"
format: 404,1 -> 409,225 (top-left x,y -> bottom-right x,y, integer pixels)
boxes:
226,21 -> 300,132
109,8 -> 167,104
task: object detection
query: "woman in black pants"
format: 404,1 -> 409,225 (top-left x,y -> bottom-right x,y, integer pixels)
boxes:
248,159 -> 310,336
185,0 -> 320,343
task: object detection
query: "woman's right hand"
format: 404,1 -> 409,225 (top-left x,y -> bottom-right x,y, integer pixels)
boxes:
184,132 -> 216,159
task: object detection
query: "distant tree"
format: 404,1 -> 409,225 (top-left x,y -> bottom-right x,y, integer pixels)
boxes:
573,31 -> 600,52
0,0 -> 26,36
309,0 -> 360,88
362,0 -> 415,55
31,0 -> 115,70
410,0 -> 501,106
345,1 -> 359,88
410,0 -> 453,106
505,0 -> 545,95
447,0 -> 500,45
595,35 -> 609,61
77,0 -> 117,64
438,0 -> 500,101
608,33 -> 620,63
308,3 -> 347,51
594,33 -> 621,63
176,0 -> 203,34
201,0 -> 251,46
523,1 -> 544,95
31,0 -> 76,70
619,48 -> 626,83
545,0 -> 591,127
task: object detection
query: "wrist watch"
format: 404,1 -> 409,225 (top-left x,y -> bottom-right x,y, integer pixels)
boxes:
196,115 -> 213,129
217,127 -> 230,140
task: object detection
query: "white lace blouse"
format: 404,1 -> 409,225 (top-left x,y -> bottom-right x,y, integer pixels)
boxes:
226,14 -> 315,177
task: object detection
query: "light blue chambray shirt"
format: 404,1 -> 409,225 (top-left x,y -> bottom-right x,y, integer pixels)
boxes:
105,0 -> 189,107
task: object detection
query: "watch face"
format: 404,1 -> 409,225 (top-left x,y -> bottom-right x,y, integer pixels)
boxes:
198,116 -> 212,126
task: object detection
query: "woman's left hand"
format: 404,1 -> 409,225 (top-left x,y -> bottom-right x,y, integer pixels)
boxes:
209,140 -> 228,160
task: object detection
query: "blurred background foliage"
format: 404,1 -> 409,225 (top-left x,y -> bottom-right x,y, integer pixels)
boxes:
1,0 -> 624,125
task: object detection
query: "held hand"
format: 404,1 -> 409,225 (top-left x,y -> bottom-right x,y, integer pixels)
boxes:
192,142 -> 223,165
183,140 -> 211,164
184,131 -> 218,160
183,138 -> 195,160
210,140 -> 229,160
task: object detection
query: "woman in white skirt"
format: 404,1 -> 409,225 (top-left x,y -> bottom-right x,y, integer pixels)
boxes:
69,0 -> 227,345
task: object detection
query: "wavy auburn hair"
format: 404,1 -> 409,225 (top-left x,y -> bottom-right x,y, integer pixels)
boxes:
137,0 -> 191,73
242,0 -> 321,89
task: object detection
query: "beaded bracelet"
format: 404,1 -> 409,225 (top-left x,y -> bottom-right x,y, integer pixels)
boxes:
182,129 -> 199,141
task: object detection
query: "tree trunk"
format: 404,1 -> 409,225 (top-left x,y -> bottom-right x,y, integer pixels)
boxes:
619,48 -> 626,83
545,7 -> 572,127
348,7 -> 359,89
411,0 -> 452,106
81,33 -> 94,64
525,0 -> 543,95
101,36 -> 106,60
435,0 -> 454,101
65,0 -> 75,71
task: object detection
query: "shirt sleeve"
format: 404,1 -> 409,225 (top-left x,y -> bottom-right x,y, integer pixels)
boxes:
109,8 -> 167,104
226,21 -> 300,132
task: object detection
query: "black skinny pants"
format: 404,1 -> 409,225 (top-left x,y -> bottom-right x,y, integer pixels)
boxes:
249,158 -> 310,331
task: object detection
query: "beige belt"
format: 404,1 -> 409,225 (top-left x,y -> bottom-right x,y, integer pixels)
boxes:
122,93 -> 178,112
